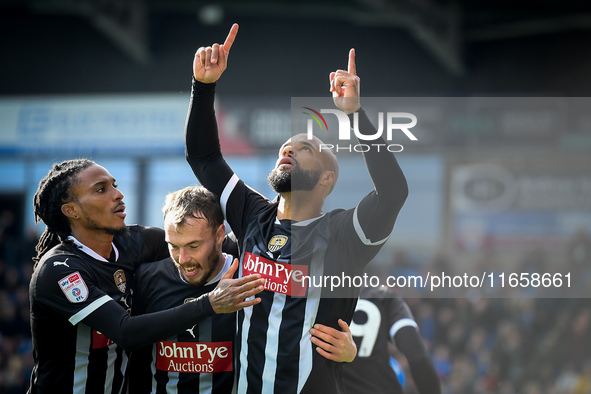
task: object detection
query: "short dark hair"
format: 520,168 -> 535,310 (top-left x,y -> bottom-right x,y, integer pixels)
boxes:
162,186 -> 224,231
32,158 -> 95,266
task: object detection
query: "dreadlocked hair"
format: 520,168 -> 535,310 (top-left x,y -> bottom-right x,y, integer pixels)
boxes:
32,158 -> 96,269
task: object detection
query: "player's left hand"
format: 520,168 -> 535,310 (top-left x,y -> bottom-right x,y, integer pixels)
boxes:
310,319 -> 357,362
329,49 -> 361,114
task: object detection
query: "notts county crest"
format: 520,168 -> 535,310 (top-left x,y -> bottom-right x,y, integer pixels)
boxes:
268,235 -> 288,253
113,269 -> 127,293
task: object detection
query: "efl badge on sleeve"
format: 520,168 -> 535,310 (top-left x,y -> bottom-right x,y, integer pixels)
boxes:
113,269 -> 127,293
268,235 -> 288,253
58,272 -> 89,303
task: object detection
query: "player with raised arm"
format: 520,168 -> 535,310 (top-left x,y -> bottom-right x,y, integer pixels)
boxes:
185,24 -> 408,393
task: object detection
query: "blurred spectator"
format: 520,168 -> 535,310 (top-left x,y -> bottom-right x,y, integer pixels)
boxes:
0,208 -> 34,394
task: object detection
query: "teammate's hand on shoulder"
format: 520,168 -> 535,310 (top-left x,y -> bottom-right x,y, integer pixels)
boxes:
329,49 -> 361,115
310,319 -> 357,362
193,23 -> 238,84
208,258 -> 265,314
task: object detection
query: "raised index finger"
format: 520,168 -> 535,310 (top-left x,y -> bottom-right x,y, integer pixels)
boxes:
223,23 -> 239,53
347,48 -> 356,76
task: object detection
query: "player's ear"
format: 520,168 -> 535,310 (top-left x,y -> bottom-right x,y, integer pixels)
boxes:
61,202 -> 80,220
319,171 -> 336,188
215,224 -> 226,244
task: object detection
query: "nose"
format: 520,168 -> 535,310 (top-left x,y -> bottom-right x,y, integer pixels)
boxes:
281,145 -> 294,157
178,248 -> 191,265
114,188 -> 124,201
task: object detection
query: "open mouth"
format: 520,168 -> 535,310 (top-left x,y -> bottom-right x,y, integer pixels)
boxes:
114,204 -> 127,218
181,265 -> 200,277
278,157 -> 293,168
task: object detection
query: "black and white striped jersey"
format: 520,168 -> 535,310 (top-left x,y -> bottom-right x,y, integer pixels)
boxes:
128,254 -> 237,394
343,287 -> 417,394
28,226 -> 169,394
223,180 -> 387,394
185,79 -> 408,394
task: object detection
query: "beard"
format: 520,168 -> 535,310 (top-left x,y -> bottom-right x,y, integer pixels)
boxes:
267,166 -> 322,193
180,247 -> 221,287
84,216 -> 128,236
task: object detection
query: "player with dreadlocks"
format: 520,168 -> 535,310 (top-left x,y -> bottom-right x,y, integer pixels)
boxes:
28,158 -> 265,394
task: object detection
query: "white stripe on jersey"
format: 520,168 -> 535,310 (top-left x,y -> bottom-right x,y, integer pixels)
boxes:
69,294 -> 112,325
73,324 -> 91,394
220,174 -> 240,219
105,342 -> 118,393
261,293 -> 287,392
168,371 -> 180,393
297,249 -> 324,393
237,305 -> 252,394
199,318 -> 213,393
352,205 -> 390,246
119,352 -> 128,394
390,318 -> 418,344
151,345 -> 158,393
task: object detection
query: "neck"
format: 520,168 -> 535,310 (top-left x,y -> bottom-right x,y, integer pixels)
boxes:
277,191 -> 324,221
208,251 -> 227,282
70,228 -> 115,260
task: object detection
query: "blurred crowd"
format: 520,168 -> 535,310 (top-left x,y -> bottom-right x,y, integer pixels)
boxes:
0,203 -> 590,393
387,230 -> 591,394
0,209 -> 35,394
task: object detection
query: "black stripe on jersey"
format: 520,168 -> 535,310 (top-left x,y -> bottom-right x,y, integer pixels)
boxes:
274,295 -> 307,394
112,347 -> 124,394
245,291 -> 273,393
87,342 -> 108,393
154,335 -> 175,394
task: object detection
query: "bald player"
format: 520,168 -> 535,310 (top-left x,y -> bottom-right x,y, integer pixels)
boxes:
184,24 -> 408,393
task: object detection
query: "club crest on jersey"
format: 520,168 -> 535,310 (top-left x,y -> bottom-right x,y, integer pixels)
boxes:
58,271 -> 89,303
268,235 -> 288,253
113,269 -> 127,293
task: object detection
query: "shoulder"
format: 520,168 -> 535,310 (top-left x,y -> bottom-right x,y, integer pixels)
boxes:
35,246 -> 87,278
135,257 -> 175,281
32,248 -> 94,296
118,225 -> 165,243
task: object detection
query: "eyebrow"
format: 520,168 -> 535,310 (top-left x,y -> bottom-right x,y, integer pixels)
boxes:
299,141 -> 315,149
166,239 -> 202,248
88,177 -> 116,190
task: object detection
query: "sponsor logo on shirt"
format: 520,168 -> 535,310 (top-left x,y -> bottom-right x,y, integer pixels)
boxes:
243,252 -> 308,296
267,235 -> 288,253
113,269 -> 127,293
58,271 -> 89,303
156,341 -> 232,373
92,329 -> 115,349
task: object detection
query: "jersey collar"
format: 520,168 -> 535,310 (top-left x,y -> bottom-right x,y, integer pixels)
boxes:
275,214 -> 325,227
67,236 -> 119,263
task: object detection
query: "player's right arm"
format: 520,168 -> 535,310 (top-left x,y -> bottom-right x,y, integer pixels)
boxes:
185,24 -> 270,237
389,296 -> 441,394
185,24 -> 238,197
34,254 -> 263,352
394,327 -> 441,394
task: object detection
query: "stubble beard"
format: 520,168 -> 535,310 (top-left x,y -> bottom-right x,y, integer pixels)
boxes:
267,166 -> 322,193
181,248 -> 222,287
83,213 -> 128,236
